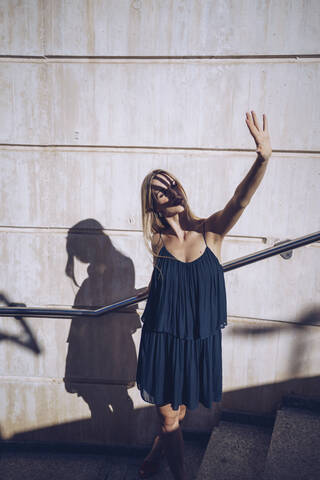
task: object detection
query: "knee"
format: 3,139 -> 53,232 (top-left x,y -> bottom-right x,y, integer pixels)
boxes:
160,415 -> 180,433
157,409 -> 180,433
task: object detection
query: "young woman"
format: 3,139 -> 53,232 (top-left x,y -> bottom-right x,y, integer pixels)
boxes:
136,111 -> 272,479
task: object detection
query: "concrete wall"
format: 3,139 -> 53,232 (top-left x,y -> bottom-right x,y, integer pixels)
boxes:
0,0 -> 319,446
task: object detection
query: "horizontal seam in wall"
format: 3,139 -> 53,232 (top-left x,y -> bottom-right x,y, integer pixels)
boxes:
0,227 -> 319,251
0,144 -> 320,155
0,54 -> 320,61
227,315 -> 320,327
0,375 -> 133,385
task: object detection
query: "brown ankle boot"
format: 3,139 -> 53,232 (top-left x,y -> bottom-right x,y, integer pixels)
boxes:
138,435 -> 165,478
160,425 -> 186,480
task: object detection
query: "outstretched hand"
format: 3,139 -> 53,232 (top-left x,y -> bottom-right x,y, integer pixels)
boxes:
245,111 -> 272,161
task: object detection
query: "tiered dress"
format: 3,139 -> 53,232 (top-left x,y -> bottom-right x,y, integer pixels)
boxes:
136,224 -> 227,411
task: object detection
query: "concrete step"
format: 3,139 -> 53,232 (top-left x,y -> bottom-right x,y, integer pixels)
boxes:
196,421 -> 272,480
0,436 -> 207,480
262,407 -> 320,480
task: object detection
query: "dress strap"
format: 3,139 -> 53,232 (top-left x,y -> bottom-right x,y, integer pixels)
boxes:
202,222 -> 207,247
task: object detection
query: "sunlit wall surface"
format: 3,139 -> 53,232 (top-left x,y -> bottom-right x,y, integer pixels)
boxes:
0,0 -> 319,446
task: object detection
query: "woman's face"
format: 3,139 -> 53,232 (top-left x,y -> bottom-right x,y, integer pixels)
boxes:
150,172 -> 186,217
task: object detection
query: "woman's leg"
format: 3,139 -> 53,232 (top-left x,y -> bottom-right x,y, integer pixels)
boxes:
156,403 -> 187,480
142,404 -> 187,462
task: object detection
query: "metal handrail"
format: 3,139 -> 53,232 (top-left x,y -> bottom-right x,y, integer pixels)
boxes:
0,231 -> 319,319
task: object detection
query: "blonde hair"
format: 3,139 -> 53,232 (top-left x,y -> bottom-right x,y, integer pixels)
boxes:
141,168 -> 203,278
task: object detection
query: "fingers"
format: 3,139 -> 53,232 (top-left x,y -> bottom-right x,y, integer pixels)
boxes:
245,111 -> 258,137
246,111 -> 268,132
245,111 -> 253,127
251,110 -> 260,130
262,113 -> 268,132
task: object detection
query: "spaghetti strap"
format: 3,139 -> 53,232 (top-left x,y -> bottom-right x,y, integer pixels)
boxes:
202,221 -> 207,246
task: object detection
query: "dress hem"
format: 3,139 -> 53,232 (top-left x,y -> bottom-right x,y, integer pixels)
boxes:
136,382 -> 222,411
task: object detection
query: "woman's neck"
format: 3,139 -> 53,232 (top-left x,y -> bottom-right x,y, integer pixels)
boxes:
162,212 -> 197,241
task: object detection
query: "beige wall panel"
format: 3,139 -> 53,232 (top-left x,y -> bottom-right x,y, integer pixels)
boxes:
0,230 -> 318,322
0,62 -> 49,143
167,153 -> 320,238
1,149 -> 318,238
0,150 -> 159,230
49,60 -> 320,150
0,380 -> 150,445
222,237 -> 319,321
44,0 -> 320,56
222,317 -> 320,414
0,0 -> 43,55
1,317 -> 319,442
0,229 -> 150,308
1,60 -> 320,150
0,311 -> 141,383
1,0 -> 319,57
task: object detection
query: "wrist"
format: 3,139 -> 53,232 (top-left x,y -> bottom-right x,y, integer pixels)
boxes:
256,152 -> 271,163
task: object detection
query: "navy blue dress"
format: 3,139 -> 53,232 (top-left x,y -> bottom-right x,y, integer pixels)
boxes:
136,223 -> 227,411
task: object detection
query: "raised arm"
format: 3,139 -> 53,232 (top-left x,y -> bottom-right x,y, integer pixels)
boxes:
206,111 -> 272,237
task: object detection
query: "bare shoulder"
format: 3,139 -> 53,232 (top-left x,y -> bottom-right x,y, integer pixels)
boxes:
199,218 -> 223,244
199,218 -> 224,261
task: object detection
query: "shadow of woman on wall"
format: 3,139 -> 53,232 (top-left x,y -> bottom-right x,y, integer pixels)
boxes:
63,218 -> 142,445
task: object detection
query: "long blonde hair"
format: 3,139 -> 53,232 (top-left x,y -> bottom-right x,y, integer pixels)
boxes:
141,168 -> 203,277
